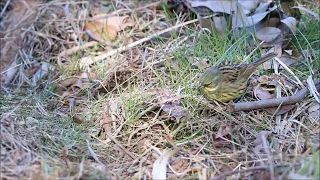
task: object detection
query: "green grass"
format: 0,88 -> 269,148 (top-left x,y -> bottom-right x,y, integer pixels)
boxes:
1,1 -> 319,179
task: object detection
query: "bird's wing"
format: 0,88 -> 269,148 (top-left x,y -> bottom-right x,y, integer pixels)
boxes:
219,65 -> 242,83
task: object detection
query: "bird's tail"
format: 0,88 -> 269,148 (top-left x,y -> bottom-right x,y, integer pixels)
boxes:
250,52 -> 278,68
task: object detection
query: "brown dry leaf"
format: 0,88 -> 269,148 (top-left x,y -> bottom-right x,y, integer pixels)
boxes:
59,91 -> 71,101
57,77 -> 80,89
0,0 -> 39,84
55,73 -> 90,94
254,85 -> 295,114
156,88 -> 174,102
156,88 -> 186,120
25,64 -> 41,78
162,103 -> 186,120
265,104 -> 295,115
256,27 -> 281,42
170,158 -> 190,174
102,111 -> 112,134
215,124 -> 233,139
84,14 -> 135,41
197,14 -> 214,30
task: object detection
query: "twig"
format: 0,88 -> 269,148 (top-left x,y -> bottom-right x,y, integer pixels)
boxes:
0,0 -> 10,17
58,41 -> 98,57
241,41 -> 265,63
79,18 -> 200,67
105,132 -> 137,159
274,57 -> 304,87
86,139 -> 104,165
228,79 -> 320,112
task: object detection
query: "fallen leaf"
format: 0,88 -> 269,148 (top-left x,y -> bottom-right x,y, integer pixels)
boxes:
25,64 -> 41,78
262,55 -> 297,69
280,17 -> 298,33
197,14 -> 214,30
152,149 -> 179,180
292,6 -> 320,20
162,103 -> 186,120
3,60 -> 18,84
0,0 -> 39,82
60,146 -> 70,167
253,131 -> 271,156
256,27 -> 281,42
71,79 -> 84,91
31,62 -> 53,85
170,158 -> 190,174
59,91 -> 71,101
265,104 -> 295,115
307,103 -> 320,120
71,114 -> 84,124
57,77 -> 80,88
231,2 -> 247,28
238,0 -> 262,14
254,85 -> 294,114
307,76 -> 320,103
278,56 -> 297,67
254,86 -> 274,100
212,16 -> 227,35
102,111 -> 112,133
156,88 -> 174,102
26,117 -> 39,127
215,124 -> 233,139
214,134 -> 233,148
84,14 -> 135,41
300,50 -> 313,59
237,2 -> 278,27
284,49 -> 293,55
186,0 -> 237,15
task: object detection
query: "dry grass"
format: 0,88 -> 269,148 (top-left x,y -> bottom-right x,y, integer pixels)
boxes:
1,0 -> 319,179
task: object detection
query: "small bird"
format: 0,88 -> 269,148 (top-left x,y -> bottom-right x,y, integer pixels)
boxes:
199,53 -> 277,102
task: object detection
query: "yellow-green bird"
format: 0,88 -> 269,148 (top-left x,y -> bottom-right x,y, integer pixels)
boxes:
199,53 -> 277,102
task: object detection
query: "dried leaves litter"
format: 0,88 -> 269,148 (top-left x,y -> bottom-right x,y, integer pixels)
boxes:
1,0 -> 319,179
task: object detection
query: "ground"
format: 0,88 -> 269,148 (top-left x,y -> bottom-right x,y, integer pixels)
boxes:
0,0 -> 319,180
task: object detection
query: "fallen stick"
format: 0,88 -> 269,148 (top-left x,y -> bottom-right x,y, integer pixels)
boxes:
227,79 -> 320,112
79,18 -> 201,67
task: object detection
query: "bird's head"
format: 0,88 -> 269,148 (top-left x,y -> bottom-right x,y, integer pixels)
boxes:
199,68 -> 222,89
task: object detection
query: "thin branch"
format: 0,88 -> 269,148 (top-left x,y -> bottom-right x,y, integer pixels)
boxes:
78,18 -> 200,67
228,79 -> 320,112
